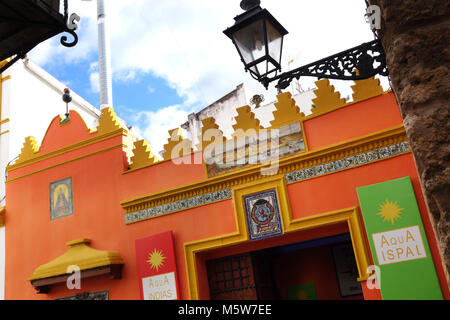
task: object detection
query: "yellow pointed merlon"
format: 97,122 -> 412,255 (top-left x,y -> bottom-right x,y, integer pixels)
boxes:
311,79 -> 347,114
28,238 -> 124,281
270,92 -> 305,129
162,128 -> 193,161
231,105 -> 263,139
96,107 -> 126,135
130,140 -> 158,170
351,69 -> 384,102
196,117 -> 226,151
16,136 -> 39,163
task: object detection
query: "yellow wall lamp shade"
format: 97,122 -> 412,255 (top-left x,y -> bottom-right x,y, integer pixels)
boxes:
28,238 -> 124,294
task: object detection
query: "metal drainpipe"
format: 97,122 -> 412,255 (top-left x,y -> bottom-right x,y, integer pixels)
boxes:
96,0 -> 113,109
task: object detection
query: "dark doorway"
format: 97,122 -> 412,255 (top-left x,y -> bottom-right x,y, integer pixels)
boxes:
205,233 -> 363,300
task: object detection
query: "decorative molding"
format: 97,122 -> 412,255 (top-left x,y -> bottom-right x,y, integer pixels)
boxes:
129,140 -> 158,170
0,130 -> 9,136
311,79 -> 347,114
0,118 -> 9,126
122,125 -> 409,224
124,189 -> 232,225
270,92 -> 305,128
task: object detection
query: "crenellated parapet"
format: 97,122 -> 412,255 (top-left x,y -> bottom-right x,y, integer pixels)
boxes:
10,78 -> 390,175
10,107 -> 130,169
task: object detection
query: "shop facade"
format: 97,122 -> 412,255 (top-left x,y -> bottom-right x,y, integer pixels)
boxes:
3,78 -> 448,300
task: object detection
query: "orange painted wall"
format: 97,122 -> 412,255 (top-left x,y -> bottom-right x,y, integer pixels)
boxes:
4,94 -> 449,300
304,92 -> 403,151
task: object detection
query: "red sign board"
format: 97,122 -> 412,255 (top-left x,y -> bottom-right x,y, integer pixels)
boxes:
135,231 -> 180,300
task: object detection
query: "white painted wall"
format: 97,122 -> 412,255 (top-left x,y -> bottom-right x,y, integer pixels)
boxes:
181,83 -> 315,144
0,58 -> 100,300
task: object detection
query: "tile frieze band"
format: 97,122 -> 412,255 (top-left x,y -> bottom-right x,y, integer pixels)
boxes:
125,188 -> 232,224
285,141 -> 410,184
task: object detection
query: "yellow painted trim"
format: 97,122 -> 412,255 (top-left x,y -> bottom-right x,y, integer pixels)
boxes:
184,174 -> 371,299
0,130 -> 9,136
0,206 -> 5,227
7,128 -> 127,171
122,125 -> 408,213
1,75 -> 11,82
28,238 -> 124,281
0,118 -> 9,125
6,144 -> 126,184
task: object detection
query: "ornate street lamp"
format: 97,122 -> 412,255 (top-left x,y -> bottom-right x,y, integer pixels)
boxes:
0,0 -> 80,73
224,0 -> 388,90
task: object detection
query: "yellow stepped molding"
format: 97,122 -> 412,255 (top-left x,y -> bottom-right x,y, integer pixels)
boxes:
28,238 -> 124,281
96,107 -> 126,135
351,69 -> 384,102
0,206 -> 5,227
231,105 -> 263,139
130,139 -> 158,170
311,79 -> 347,114
270,92 -> 305,128
162,128 -> 194,161
17,136 -> 39,163
196,117 -> 226,151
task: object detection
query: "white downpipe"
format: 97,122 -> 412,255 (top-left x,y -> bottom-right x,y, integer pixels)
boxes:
97,0 -> 113,109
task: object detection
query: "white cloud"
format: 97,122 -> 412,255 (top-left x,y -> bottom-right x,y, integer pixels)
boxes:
133,104 -> 194,156
28,0 -> 382,150
89,71 -> 100,93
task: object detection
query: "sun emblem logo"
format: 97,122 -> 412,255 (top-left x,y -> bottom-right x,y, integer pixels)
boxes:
147,249 -> 166,271
376,198 -> 404,224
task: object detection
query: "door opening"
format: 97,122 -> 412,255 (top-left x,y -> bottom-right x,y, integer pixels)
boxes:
205,233 -> 363,300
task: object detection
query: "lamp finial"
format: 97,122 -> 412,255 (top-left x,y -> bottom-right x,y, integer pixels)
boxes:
240,0 -> 261,11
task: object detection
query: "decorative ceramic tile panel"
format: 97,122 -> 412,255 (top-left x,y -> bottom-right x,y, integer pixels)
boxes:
125,188 -> 232,224
285,141 -> 410,184
244,189 -> 283,241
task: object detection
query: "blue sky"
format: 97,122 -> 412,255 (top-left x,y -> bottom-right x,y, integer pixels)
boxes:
28,0 -> 383,153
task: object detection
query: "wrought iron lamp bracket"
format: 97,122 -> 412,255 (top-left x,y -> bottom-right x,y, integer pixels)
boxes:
260,39 -> 388,90
60,0 -> 79,47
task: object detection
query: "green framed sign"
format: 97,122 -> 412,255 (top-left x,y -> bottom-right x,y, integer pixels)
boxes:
357,177 -> 443,300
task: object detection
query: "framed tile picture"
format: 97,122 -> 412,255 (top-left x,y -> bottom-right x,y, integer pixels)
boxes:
50,177 -> 73,220
244,189 -> 283,241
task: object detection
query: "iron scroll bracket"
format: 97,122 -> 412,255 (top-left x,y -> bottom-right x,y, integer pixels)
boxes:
260,39 -> 388,90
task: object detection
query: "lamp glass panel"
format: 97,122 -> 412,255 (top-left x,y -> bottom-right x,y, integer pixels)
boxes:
233,20 -> 266,67
266,20 -> 283,65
